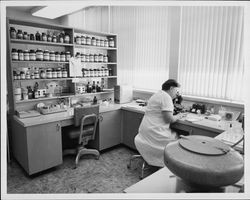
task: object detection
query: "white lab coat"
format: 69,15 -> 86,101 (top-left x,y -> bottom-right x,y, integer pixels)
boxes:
135,90 -> 177,167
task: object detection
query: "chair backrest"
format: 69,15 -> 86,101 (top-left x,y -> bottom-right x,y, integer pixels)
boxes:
74,104 -> 99,127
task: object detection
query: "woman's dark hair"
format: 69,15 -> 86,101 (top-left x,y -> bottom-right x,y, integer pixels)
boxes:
162,79 -> 180,91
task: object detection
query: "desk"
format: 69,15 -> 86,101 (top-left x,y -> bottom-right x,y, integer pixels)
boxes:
124,167 -> 243,193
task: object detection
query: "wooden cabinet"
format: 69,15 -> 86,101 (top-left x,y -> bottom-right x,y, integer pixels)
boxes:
122,110 -> 144,150
89,110 -> 121,151
12,120 -> 62,175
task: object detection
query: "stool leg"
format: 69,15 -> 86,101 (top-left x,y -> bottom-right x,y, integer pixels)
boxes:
140,160 -> 147,179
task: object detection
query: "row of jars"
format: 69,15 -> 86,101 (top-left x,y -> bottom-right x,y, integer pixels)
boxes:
13,68 -> 68,80
75,36 -> 115,47
10,27 -> 71,43
82,67 -> 112,77
11,48 -> 72,62
75,52 -> 109,63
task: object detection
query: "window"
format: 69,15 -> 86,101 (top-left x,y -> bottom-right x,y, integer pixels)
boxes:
178,6 -> 244,102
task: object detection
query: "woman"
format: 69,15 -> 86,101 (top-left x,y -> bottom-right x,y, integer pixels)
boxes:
135,79 -> 184,167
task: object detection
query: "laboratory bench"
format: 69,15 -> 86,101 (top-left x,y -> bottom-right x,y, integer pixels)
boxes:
10,102 -> 243,175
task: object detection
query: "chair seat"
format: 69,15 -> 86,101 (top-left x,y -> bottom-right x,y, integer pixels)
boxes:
68,125 -> 95,139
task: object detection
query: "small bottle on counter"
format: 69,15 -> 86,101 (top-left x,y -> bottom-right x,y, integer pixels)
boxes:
30,34 -> 35,40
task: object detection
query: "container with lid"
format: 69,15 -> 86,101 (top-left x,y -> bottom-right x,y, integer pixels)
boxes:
36,49 -> 43,61
81,53 -> 86,62
59,34 -> 64,43
17,30 -> 23,39
40,69 -> 46,79
34,68 -> 39,79
12,49 -> 18,60
10,27 -> 17,39
46,68 -> 52,79
100,39 -> 104,47
55,52 -> 60,62
50,51 -> 55,61
13,71 -> 17,80
30,34 -> 35,40
86,36 -> 91,45
25,68 -> 31,79
57,68 -> 62,78
91,37 -> 96,46
52,35 -> 57,43
47,34 -> 52,42
42,33 -> 47,41
29,50 -> 36,61
43,50 -> 50,61
20,71 -> 25,80
96,38 -> 100,46
94,54 -> 99,62
109,38 -> 115,47
89,69 -> 93,77
62,68 -> 68,78
81,35 -> 86,45
98,54 -> 104,62
18,49 -> 24,61
31,72 -> 35,79
85,54 -> 90,62
66,51 -> 71,61
24,50 -> 29,61
104,39 -> 109,47
89,54 -> 94,62
76,36 -> 81,44
103,55 -> 108,63
64,34 -> 70,43
60,52 -> 66,62
23,32 -> 28,40
52,69 -> 57,78
35,31 -> 41,41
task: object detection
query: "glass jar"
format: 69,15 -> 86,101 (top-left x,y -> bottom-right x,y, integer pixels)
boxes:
100,39 -> 104,47
62,68 -> 68,78
94,54 -> 99,62
75,36 -> 81,44
46,68 -> 52,79
59,34 -> 64,43
43,50 -> 50,61
52,35 -> 57,43
23,32 -> 28,40
35,31 -> 41,41
104,39 -> 109,47
98,54 -> 103,62
30,34 -> 35,40
40,69 -> 46,79
81,35 -> 86,45
10,27 -> 17,39
86,36 -> 91,45
65,51 -> 71,61
91,37 -> 96,46
47,34 -> 52,42
104,67 -> 109,76
85,68 -> 90,77
25,69 -> 31,79
109,38 -> 115,47
57,68 -> 62,78
29,49 -> 36,61
89,69 -> 93,77
103,55 -> 108,63
18,49 -> 24,61
75,52 -> 81,59
55,52 -> 60,62
85,54 -> 90,62
31,72 -> 35,79
64,34 -> 70,43
17,30 -> 23,39
20,71 -> 25,80
13,71 -> 17,80
24,50 -> 29,61
42,33 -> 47,41
96,38 -> 100,46
60,52 -> 66,62
89,54 -> 94,62
36,49 -> 43,61
16,72 -> 21,80
52,69 -> 57,78
81,53 -> 86,62
50,51 -> 55,61
93,69 -> 97,77
11,48 -> 18,60
34,68 -> 39,79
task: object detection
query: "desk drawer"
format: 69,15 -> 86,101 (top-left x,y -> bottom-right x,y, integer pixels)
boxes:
60,119 -> 74,127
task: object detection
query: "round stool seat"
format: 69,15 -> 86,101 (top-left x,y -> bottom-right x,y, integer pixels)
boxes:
164,135 -> 244,188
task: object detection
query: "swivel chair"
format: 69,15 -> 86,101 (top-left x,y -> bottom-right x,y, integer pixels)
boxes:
63,104 -> 100,168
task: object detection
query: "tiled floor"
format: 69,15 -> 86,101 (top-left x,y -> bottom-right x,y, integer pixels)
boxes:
7,145 -> 158,194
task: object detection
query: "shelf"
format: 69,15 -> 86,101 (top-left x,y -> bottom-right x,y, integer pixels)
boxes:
81,62 -> 117,65
10,39 -> 74,47
71,76 -> 117,79
12,60 -> 69,64
74,44 -> 117,50
15,91 -> 114,104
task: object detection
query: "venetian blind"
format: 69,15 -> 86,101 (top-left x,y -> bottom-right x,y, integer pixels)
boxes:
110,7 -> 171,90
178,6 -> 244,102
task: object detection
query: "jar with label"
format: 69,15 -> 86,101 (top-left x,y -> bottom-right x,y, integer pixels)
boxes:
46,68 -> 52,79
100,67 -> 105,77
94,54 -> 99,62
62,68 -> 68,78
98,54 -> 103,62
13,71 -> 17,80
50,51 -> 55,61
81,35 -> 86,45
36,49 -> 43,61
42,33 -> 47,41
15,87 -> 21,101
18,49 -> 24,61
81,53 -> 85,62
100,39 -> 104,47
66,51 -> 71,61
40,69 -> 46,79
30,34 -> 35,40
85,54 -> 90,62
34,68 -> 39,79
23,32 -> 28,40
89,69 -> 93,77
12,48 -> 18,60
52,35 -> 57,43
17,30 -> 23,39
10,27 -> 17,39
64,34 -> 70,43
60,52 -> 66,62
47,34 -> 52,42
16,71 -> 21,80
96,38 -> 100,46
25,69 -> 31,79
109,38 -> 115,47
35,31 -> 41,41
75,52 -> 81,59
59,34 -> 64,43
104,39 -> 109,47
86,36 -> 91,45
52,69 -> 57,78
75,36 -> 81,44
24,50 -> 29,61
85,68 -> 90,77
31,72 -> 35,79
57,68 -> 62,78
89,54 -> 94,62
91,37 -> 96,46
55,52 -> 60,62
103,55 -> 108,63
22,88 -> 28,100
29,50 -> 36,61
108,67 -> 113,76
43,50 -> 50,61
20,71 -> 25,80
104,67 -> 109,76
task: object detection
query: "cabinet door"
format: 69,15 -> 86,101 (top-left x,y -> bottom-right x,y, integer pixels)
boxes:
122,110 -> 144,150
99,110 -> 121,150
26,122 -> 62,175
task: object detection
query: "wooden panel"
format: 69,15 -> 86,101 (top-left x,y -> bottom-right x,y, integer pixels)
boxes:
122,110 -> 143,150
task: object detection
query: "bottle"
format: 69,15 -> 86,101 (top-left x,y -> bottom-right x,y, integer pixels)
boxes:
50,51 -> 55,61
86,36 -> 91,45
104,39 -> 109,47
35,31 -> 41,41
33,82 -> 39,99
96,38 -> 100,46
43,50 -> 50,61
10,27 -> 17,39
86,82 -> 91,93
17,30 -> 23,39
93,96 -> 98,104
81,35 -> 86,45
42,33 -> 47,41
59,33 -> 64,43
11,48 -> 18,60
52,35 -> 57,43
66,51 -> 71,61
36,49 -> 43,61
64,34 -> 70,43
109,38 -> 115,47
29,49 -> 36,61
47,34 -> 52,42
30,34 -> 35,40
96,81 -> 101,92
25,68 -> 31,79
24,50 -> 29,61
55,52 -> 60,62
92,81 -> 96,93
18,49 -> 24,61
23,32 -> 28,40
91,37 -> 96,46
60,52 -> 66,62
76,36 -> 81,44
27,86 -> 33,99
